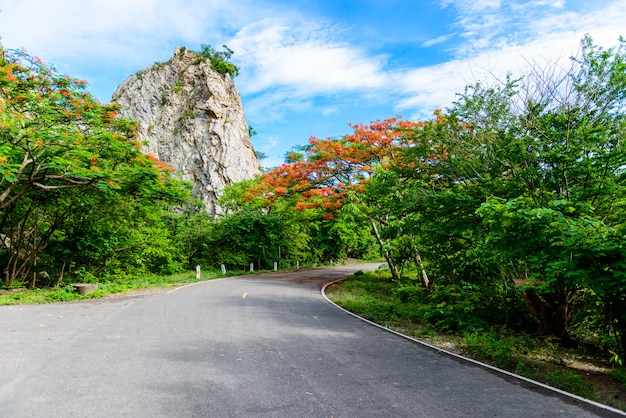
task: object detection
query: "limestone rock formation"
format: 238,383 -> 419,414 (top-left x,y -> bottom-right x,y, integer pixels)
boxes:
113,47 -> 260,215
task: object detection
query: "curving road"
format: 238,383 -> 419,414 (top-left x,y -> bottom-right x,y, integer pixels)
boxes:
0,264 -> 621,417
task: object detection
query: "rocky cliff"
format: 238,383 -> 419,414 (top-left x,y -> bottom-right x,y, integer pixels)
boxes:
113,47 -> 260,215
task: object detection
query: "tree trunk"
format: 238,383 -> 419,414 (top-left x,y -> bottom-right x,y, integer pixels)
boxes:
519,286 -> 576,341
412,245 -> 430,290
367,216 -> 400,280
56,262 -> 66,287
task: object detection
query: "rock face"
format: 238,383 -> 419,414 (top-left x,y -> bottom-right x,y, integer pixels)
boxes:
113,47 -> 260,215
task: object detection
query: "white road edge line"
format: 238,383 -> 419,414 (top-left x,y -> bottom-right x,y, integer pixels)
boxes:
321,278 -> 626,417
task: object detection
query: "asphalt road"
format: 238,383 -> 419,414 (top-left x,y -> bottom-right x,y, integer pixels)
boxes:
0,264 -> 622,417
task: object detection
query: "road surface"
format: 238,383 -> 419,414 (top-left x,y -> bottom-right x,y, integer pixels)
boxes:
0,264 -> 621,417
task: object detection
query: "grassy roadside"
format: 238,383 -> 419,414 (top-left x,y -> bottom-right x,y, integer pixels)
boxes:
325,270 -> 626,412
0,260 -> 342,305
0,260 -> 357,306
0,268 -> 254,305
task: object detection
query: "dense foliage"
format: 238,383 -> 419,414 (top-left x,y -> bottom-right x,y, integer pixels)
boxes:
0,45 -> 366,291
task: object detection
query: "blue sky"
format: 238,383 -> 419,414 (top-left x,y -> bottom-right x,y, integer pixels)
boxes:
1,1 -> 625,168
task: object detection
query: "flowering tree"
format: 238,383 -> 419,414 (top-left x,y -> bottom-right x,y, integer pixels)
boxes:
0,47 -> 188,286
242,117 -> 437,281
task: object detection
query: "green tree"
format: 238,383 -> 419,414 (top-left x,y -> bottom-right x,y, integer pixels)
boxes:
241,118 -> 430,279
403,35 -> 626,343
164,201 -> 215,269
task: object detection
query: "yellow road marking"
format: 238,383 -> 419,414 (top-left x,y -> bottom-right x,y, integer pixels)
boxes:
242,292 -> 248,299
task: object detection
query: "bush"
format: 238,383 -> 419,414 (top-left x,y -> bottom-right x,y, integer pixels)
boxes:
462,331 -> 527,368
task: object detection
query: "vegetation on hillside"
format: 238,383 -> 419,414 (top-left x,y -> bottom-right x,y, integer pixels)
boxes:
195,44 -> 239,78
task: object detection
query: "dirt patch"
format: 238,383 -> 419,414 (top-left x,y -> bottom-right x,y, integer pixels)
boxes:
102,287 -> 171,298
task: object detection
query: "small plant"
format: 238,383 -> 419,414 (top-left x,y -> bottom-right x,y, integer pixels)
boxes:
610,367 -> 626,388
180,109 -> 194,120
173,80 -> 184,93
195,44 -> 239,78
545,370 -> 591,397
422,286 -> 488,332
610,350 -> 623,367
515,361 -> 541,381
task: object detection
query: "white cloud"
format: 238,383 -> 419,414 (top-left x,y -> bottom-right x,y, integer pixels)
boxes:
320,106 -> 339,116
1,0 -> 248,65
396,0 -> 626,120
394,61 -> 468,118
3,0 -> 624,156
238,0 -> 626,132
243,88 -> 315,124
422,33 -> 457,48
230,19 -> 390,96
437,0 -> 619,62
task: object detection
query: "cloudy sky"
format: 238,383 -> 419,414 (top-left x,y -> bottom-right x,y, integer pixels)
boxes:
1,1 -> 625,168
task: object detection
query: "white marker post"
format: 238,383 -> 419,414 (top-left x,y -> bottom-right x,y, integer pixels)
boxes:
196,265 -> 201,279
250,263 -> 254,272
221,264 -> 226,275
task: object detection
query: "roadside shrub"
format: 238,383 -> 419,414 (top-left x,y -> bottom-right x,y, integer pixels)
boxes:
610,367 -> 626,389
545,370 -> 592,398
423,285 -> 488,332
392,284 -> 426,303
